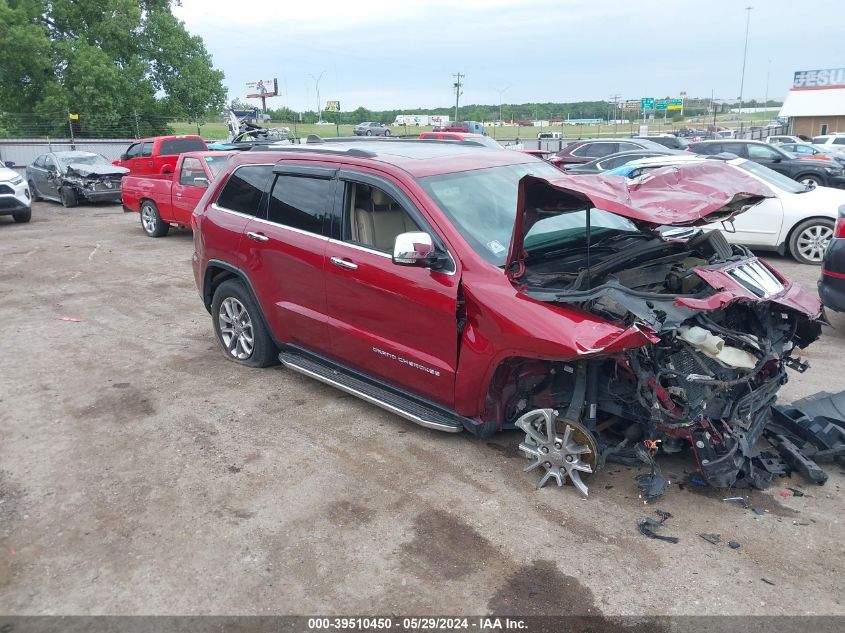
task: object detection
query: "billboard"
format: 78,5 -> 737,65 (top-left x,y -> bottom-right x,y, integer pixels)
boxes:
325,100 -> 340,112
246,78 -> 278,98
622,100 -> 640,110
793,68 -> 845,89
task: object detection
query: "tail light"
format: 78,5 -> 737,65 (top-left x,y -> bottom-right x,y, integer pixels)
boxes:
834,215 -> 845,238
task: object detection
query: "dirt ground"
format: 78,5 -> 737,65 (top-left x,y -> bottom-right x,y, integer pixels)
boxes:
1,201 -> 843,616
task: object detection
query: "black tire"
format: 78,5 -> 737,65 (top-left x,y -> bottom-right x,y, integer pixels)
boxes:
384,129 -> 391,137
139,200 -> 170,237
12,208 -> 32,223
365,130 -> 373,136
788,217 -> 835,265
211,279 -> 278,368
60,186 -> 78,208
796,174 -> 824,189
28,180 -> 42,202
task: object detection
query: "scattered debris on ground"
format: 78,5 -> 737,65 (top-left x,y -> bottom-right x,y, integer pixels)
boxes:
637,510 -> 678,543
698,532 -> 721,545
729,540 -> 741,549
761,578 -> 776,586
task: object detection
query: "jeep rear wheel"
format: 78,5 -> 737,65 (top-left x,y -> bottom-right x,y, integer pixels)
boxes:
211,279 -> 278,368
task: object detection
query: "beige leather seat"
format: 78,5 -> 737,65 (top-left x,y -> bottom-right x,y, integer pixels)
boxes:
353,188 -> 418,251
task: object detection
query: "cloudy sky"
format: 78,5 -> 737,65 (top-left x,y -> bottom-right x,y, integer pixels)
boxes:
174,0 -> 844,112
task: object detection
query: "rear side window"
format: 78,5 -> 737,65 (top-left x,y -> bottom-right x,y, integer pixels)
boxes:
216,165 -> 273,216
160,138 -> 207,155
267,175 -> 335,235
835,138 -> 845,145
581,143 -> 617,158
140,142 -> 153,158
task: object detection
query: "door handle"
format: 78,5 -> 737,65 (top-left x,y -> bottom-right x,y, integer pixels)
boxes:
330,256 -> 358,270
246,231 -> 269,242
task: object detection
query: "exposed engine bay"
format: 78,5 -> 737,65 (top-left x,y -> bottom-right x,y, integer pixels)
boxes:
506,229 -> 824,494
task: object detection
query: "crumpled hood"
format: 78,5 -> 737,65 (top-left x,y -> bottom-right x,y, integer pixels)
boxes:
65,163 -> 129,178
506,161 -> 774,274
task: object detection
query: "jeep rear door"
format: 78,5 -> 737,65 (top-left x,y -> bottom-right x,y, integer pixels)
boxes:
240,164 -> 337,355
322,168 -> 460,407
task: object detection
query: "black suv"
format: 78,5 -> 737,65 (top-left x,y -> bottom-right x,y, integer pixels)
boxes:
688,140 -> 845,188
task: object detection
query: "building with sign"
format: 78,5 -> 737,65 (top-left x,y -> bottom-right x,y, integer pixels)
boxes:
780,67 -> 845,137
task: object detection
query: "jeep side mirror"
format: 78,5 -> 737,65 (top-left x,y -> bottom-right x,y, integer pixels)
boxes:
4,161 -> 13,168
392,232 -> 447,270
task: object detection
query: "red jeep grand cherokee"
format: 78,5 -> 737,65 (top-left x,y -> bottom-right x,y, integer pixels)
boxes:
192,139 -> 824,495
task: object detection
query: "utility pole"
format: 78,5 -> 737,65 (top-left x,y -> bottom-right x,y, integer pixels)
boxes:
133,110 -> 140,138
738,6 -> 753,117
453,72 -> 464,122
67,109 -> 75,149
609,94 -> 621,134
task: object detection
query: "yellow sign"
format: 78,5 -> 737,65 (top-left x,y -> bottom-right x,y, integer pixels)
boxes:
69,113 -> 79,120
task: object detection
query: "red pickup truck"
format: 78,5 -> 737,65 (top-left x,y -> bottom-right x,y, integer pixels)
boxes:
113,135 -> 208,175
122,151 -> 234,237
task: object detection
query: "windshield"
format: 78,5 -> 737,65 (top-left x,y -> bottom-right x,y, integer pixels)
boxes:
204,154 -> 233,178
420,161 -> 600,266
735,159 -> 807,193
58,153 -> 108,167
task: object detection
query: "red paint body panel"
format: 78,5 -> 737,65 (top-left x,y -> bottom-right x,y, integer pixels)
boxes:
113,135 -> 208,175
122,152 -> 235,225
193,144 -> 821,424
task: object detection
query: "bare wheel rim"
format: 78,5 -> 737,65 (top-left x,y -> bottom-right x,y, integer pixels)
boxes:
141,205 -> 157,233
218,297 -> 254,360
796,224 -> 832,262
516,409 -> 597,497
799,177 -> 819,188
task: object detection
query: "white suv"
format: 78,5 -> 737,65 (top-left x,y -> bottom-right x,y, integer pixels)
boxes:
0,163 -> 32,223
812,133 -> 845,147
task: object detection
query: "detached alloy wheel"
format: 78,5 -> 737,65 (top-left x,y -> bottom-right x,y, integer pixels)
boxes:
140,200 -> 169,237
789,218 -> 834,265
210,279 -> 278,368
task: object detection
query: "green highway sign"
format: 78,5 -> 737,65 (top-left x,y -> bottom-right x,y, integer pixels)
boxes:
641,97 -> 655,110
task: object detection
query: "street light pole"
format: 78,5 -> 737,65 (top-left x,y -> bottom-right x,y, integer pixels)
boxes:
764,58 -> 772,110
494,85 -> 509,122
738,6 -> 753,117
309,71 -> 326,123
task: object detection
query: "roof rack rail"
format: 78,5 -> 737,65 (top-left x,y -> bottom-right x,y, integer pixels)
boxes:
248,144 -> 377,158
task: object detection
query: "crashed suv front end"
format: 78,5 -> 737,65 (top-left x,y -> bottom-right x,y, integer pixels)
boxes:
501,164 -> 824,492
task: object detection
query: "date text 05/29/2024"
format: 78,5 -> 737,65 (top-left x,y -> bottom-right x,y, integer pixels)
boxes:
307,617 -> 528,630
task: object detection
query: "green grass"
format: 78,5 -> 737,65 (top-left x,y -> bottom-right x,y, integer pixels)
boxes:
172,110 -> 780,142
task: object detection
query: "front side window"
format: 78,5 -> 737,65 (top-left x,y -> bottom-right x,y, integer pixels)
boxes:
344,182 -> 420,252
747,144 -> 781,160
267,175 -> 335,235
582,143 -> 617,158
34,155 -> 46,168
834,138 -> 845,145
44,155 -> 56,170
616,142 -> 641,152
179,157 -> 207,187
216,165 -> 274,216
140,142 -> 153,158
125,143 -> 141,159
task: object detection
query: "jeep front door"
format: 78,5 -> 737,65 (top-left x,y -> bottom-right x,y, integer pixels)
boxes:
323,171 -> 459,407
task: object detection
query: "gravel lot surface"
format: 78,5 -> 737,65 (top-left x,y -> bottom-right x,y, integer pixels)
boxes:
1,202 -> 843,616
